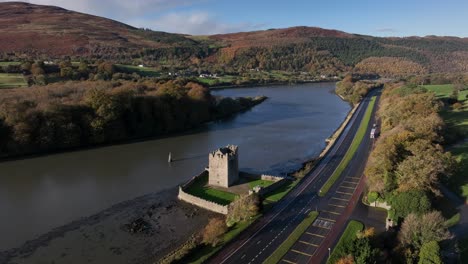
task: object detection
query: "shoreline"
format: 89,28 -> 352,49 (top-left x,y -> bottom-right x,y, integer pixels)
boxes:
0,97 -> 266,163
1,188 -> 216,264
208,79 -> 337,90
1,84 -> 353,264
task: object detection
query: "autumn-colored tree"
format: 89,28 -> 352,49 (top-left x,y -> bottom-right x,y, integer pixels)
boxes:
202,217 -> 227,247
399,211 -> 451,251
226,194 -> 260,226
336,255 -> 355,264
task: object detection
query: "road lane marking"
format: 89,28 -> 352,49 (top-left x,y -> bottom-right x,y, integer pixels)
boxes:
281,259 -> 297,264
323,210 -> 341,215
336,190 -> 353,195
291,249 -> 313,257
331,197 -> 349,202
348,176 -> 360,180
343,180 -> 358,185
318,217 -> 336,222
329,203 -> 345,208
339,185 -> 356,190
299,240 -> 319,247
217,96 -> 371,263
306,232 -> 325,238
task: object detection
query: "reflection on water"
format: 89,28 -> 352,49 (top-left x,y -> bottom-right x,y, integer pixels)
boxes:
0,82 -> 350,250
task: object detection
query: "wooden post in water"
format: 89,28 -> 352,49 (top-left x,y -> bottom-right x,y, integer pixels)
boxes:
168,152 -> 172,163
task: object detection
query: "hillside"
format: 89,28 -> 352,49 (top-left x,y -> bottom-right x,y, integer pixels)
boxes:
2,2 -> 468,76
0,2 -> 200,57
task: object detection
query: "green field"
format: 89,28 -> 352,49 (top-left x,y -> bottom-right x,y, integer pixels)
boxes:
0,73 -> 27,88
319,96 -> 377,196
248,179 -> 275,189
264,211 -> 319,264
0,61 -> 21,66
115,64 -> 160,77
185,174 -> 238,205
327,220 -> 364,264
423,85 -> 468,201
424,84 -> 468,133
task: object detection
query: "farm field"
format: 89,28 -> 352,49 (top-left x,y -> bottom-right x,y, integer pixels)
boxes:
424,84 -> 468,201
0,73 -> 27,88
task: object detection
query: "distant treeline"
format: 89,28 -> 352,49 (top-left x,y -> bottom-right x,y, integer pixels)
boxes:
335,74 -> 382,105
0,80 -> 265,158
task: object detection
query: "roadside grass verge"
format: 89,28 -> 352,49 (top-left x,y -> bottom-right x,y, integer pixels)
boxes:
319,96 -> 376,196
263,211 -> 319,264
185,174 -> 238,205
0,73 -> 27,88
177,216 -> 260,264
263,179 -> 300,203
327,220 -> 364,264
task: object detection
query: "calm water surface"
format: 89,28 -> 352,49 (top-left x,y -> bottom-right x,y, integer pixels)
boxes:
0,83 -> 350,250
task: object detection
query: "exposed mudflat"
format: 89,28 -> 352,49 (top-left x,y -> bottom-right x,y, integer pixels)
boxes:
1,188 -> 214,264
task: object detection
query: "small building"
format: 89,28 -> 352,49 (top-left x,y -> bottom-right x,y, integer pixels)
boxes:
208,145 -> 239,188
138,64 -> 144,68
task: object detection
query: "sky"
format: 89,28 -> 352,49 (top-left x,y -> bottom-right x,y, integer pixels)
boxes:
2,0 -> 468,37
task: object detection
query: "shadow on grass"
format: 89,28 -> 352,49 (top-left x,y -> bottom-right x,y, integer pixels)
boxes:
185,173 -> 238,205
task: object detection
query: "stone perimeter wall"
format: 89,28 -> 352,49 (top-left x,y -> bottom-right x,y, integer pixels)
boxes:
178,170 -> 229,215
178,186 -> 228,215
178,172 -> 288,214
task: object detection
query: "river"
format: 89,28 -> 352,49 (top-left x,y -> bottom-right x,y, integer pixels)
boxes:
0,82 -> 350,251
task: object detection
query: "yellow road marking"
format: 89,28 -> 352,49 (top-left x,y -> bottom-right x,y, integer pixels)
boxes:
336,191 -> 353,195
299,240 -> 319,247
306,232 -> 325,238
331,197 -> 349,202
329,203 -> 345,208
282,259 -> 297,264
340,185 -> 356,190
291,249 -> 313,257
323,210 -> 340,215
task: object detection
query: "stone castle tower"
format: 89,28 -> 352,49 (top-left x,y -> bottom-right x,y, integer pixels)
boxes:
208,145 -> 239,188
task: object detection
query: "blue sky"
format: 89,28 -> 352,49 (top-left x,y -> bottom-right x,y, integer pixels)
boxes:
3,0 -> 468,36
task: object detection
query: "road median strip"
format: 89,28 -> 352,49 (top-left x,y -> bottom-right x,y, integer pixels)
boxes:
263,211 -> 319,264
319,96 -> 376,197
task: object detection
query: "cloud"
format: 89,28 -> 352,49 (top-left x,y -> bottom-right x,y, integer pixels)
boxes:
376,27 -> 398,33
0,0 -> 260,35
134,11 -> 265,35
0,0 -> 202,18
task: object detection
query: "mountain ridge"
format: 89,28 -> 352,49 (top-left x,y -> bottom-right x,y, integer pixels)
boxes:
2,2 -> 468,75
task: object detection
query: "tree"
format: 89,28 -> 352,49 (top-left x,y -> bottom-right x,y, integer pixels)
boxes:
399,211 -> 451,251
389,190 -> 431,221
202,217 -> 227,247
418,241 -> 442,264
396,140 -> 453,195
336,255 -> 355,264
226,194 -> 260,226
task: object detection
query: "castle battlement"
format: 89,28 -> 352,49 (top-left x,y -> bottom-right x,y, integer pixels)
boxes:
208,145 -> 239,188
209,145 -> 238,159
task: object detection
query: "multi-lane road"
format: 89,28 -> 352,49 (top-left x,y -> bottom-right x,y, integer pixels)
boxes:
207,89 -> 381,264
